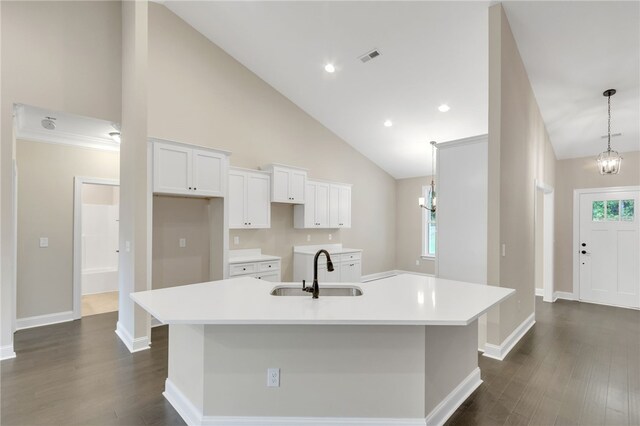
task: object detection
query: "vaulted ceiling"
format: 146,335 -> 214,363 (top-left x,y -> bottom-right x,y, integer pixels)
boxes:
164,1 -> 639,178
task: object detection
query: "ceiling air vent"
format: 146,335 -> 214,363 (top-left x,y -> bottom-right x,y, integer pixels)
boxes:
358,49 -> 381,63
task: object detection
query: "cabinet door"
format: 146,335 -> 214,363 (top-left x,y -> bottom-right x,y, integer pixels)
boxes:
289,170 -> 306,204
330,184 -> 352,228
255,272 -> 280,282
228,171 -> 246,229
304,182 -> 317,228
314,182 -> 330,227
272,168 -> 290,203
193,149 -> 225,197
337,185 -> 351,228
340,261 -> 361,283
153,142 -> 192,195
246,173 -> 270,228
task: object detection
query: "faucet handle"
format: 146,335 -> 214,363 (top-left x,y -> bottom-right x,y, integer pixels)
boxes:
302,279 -> 306,290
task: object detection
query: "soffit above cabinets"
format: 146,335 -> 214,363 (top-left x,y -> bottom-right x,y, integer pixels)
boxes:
162,1 -> 491,179
502,1 -> 640,160
15,104 -> 121,152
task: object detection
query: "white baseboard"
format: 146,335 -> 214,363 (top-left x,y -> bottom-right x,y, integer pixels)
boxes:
164,378 -> 428,425
425,367 -> 482,426
554,291 -> 576,301
0,344 -> 16,361
115,321 -> 150,353
535,288 -> 543,297
483,313 -> 535,361
16,310 -> 74,330
361,270 -> 434,283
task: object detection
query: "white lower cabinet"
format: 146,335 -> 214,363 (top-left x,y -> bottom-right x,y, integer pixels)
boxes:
228,254 -> 281,282
340,261 -> 362,283
293,248 -> 362,283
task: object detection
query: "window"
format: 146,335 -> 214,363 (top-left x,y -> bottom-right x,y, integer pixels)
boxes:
422,186 -> 436,257
592,199 -> 635,222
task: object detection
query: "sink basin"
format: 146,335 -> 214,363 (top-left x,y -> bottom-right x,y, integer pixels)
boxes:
270,285 -> 363,297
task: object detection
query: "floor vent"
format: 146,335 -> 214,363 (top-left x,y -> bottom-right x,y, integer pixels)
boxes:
359,49 -> 381,63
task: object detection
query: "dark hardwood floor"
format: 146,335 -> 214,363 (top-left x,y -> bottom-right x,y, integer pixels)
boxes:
447,298 -> 640,426
1,313 -> 185,426
1,298 -> 638,426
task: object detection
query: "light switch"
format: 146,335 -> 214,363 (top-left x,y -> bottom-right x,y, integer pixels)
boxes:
501,244 -> 506,257
39,237 -> 48,248
415,259 -> 420,266
233,236 -> 240,245
179,238 -> 187,248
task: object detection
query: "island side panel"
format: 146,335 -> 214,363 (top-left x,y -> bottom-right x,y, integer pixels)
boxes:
202,325 -> 427,419
167,324 -> 205,415
424,320 -> 480,416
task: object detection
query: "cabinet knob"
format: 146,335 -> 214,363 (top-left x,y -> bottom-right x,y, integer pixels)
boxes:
188,187 -> 192,190
194,187 -> 197,190
268,265 -> 271,268
243,268 -> 246,271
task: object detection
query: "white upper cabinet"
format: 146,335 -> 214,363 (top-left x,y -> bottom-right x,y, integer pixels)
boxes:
228,168 -> 271,229
329,184 -> 352,228
153,143 -> 192,196
295,180 -> 351,229
295,181 -> 330,228
262,164 -> 307,204
153,140 -> 229,198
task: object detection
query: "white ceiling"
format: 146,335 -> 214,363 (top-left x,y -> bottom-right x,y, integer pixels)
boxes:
501,2 -> 639,160
164,1 -> 490,178
15,104 -> 120,151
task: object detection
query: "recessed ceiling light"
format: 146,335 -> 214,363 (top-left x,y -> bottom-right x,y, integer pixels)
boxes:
383,120 -> 393,127
438,104 -> 450,112
324,63 -> 335,73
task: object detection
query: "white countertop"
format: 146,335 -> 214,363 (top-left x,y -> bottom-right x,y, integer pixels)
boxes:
131,274 -> 514,326
293,244 -> 362,255
228,249 -> 280,264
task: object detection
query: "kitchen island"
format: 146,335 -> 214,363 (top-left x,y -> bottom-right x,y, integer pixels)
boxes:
131,274 -> 514,426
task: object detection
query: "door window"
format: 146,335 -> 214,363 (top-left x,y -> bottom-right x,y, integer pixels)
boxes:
592,199 -> 635,222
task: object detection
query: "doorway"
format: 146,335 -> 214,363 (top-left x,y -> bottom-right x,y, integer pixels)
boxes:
73,178 -> 120,318
576,187 -> 639,309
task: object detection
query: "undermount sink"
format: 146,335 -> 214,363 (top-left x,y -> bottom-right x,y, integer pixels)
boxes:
270,285 -> 363,297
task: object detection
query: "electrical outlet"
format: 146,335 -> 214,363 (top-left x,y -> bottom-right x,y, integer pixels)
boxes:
233,236 -> 240,245
39,237 -> 49,248
267,368 -> 280,387
125,241 -> 131,252
501,244 -> 506,257
415,259 -> 420,266
328,234 -> 332,241
307,234 -> 311,242
179,238 -> 186,248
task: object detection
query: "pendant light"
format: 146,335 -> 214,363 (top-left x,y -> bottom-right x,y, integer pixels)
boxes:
418,141 -> 437,213
596,89 -> 622,175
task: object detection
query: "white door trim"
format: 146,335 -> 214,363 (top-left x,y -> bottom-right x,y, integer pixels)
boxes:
573,186 -> 640,301
72,176 -> 120,320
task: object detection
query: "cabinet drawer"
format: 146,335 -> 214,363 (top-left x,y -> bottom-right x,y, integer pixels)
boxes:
258,261 -> 280,272
230,263 -> 257,276
341,252 -> 361,262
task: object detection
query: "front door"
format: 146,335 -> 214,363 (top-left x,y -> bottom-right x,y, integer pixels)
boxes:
579,190 -> 639,308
